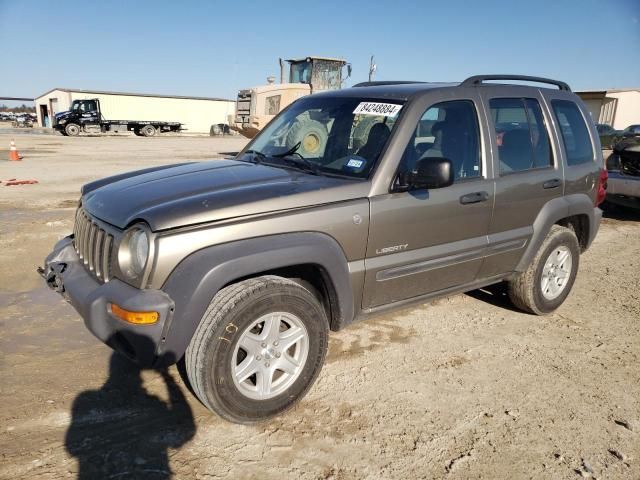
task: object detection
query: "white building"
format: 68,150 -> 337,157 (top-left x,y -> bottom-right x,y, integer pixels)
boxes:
576,88 -> 640,129
34,88 -> 235,134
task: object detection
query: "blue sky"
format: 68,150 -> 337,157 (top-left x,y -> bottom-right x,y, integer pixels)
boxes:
1,0 -> 639,104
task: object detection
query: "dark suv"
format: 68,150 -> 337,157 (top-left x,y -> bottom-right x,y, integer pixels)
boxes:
40,75 -> 606,423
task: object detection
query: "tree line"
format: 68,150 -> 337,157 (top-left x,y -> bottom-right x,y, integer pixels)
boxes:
0,104 -> 36,113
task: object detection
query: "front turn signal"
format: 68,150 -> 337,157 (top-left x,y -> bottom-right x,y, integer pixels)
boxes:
110,303 -> 159,325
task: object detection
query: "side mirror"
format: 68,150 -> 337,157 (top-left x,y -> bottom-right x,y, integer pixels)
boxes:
408,157 -> 454,190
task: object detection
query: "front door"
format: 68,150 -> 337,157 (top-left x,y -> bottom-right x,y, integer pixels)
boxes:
363,97 -> 493,309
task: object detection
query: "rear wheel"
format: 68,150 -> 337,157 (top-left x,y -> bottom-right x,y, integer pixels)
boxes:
141,125 -> 156,137
508,225 -> 580,314
64,123 -> 81,136
185,276 -> 328,423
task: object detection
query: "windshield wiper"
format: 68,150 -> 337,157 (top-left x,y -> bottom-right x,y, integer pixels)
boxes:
271,142 -> 320,175
281,156 -> 320,175
241,149 -> 266,164
272,142 -> 301,158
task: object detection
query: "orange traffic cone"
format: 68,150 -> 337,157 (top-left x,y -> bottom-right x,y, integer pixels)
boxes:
9,140 -> 21,161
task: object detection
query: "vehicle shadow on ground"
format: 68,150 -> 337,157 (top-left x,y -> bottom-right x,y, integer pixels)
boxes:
64,334 -> 196,480
601,201 -> 640,222
466,281 -> 523,313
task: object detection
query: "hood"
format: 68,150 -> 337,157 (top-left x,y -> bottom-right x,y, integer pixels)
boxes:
82,160 -> 369,230
55,110 -> 71,119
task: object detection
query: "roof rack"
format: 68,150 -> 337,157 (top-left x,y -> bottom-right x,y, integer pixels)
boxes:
352,81 -> 425,87
460,75 -> 571,91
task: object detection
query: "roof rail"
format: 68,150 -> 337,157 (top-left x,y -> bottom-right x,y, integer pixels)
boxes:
352,81 -> 425,87
460,75 -> 571,91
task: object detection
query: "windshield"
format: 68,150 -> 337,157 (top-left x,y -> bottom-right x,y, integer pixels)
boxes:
239,96 -> 404,179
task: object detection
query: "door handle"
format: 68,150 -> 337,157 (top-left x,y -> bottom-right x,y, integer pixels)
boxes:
459,191 -> 489,205
543,178 -> 561,189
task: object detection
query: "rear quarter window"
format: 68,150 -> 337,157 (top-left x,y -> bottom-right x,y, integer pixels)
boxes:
551,100 -> 594,166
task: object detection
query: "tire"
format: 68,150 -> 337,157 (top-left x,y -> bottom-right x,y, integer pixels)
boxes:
285,118 -> 328,157
141,125 -> 156,137
185,275 -> 329,423
508,225 -> 580,315
65,123 -> 81,136
210,124 -> 223,136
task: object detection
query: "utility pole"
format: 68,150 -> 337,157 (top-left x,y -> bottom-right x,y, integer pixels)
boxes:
368,55 -> 376,82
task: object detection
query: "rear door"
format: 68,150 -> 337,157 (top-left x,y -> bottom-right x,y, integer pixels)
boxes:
477,87 -> 564,278
546,93 -> 600,202
363,92 -> 494,309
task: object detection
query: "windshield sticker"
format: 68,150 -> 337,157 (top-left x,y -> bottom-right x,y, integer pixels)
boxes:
353,102 -> 403,117
347,158 -> 365,168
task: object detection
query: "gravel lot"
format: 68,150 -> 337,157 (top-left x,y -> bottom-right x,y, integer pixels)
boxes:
0,131 -> 638,479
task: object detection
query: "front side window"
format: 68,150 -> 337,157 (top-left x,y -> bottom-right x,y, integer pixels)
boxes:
399,100 -> 481,181
241,97 -> 403,179
551,100 -> 594,166
290,61 -> 312,84
72,100 -> 97,113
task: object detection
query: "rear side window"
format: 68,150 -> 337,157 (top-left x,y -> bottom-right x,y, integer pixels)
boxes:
490,98 -> 553,174
551,100 -> 594,166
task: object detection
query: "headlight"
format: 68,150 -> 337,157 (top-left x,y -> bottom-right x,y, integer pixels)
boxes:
59,119 -> 67,125
119,226 -> 150,281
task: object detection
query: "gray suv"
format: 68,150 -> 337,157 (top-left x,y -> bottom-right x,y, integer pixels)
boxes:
40,75 -> 607,423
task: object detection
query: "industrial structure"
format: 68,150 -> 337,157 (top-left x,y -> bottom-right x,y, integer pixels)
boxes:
34,88 -> 235,134
576,88 -> 640,129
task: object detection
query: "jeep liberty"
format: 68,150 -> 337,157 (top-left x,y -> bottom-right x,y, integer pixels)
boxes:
40,75 -> 606,423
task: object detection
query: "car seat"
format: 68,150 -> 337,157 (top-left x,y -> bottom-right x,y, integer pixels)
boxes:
357,123 -> 391,161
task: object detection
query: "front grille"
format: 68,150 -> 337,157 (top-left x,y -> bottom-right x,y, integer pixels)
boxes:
620,154 -> 640,177
73,209 -> 114,282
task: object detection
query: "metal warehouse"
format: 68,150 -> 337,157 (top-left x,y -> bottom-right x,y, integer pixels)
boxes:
34,88 -> 236,134
576,88 -> 640,129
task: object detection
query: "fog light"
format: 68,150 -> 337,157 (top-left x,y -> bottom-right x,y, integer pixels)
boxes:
110,303 -> 158,324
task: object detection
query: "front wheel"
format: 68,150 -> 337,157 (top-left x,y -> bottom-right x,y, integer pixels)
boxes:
65,123 -> 81,136
508,225 -> 580,315
185,276 -> 329,423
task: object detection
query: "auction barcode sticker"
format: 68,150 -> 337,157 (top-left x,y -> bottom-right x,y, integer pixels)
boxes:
353,102 -> 403,117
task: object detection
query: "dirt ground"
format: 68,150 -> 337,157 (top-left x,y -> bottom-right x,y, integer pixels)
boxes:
0,131 -> 638,480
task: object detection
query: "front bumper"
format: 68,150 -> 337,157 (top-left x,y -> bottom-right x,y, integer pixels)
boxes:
39,236 -> 175,366
607,170 -> 640,199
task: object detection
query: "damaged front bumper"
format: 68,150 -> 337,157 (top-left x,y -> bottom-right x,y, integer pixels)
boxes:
606,170 -> 640,209
39,236 -> 175,366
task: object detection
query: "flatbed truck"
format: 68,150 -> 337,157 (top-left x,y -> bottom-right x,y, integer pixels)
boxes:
54,99 -> 183,137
